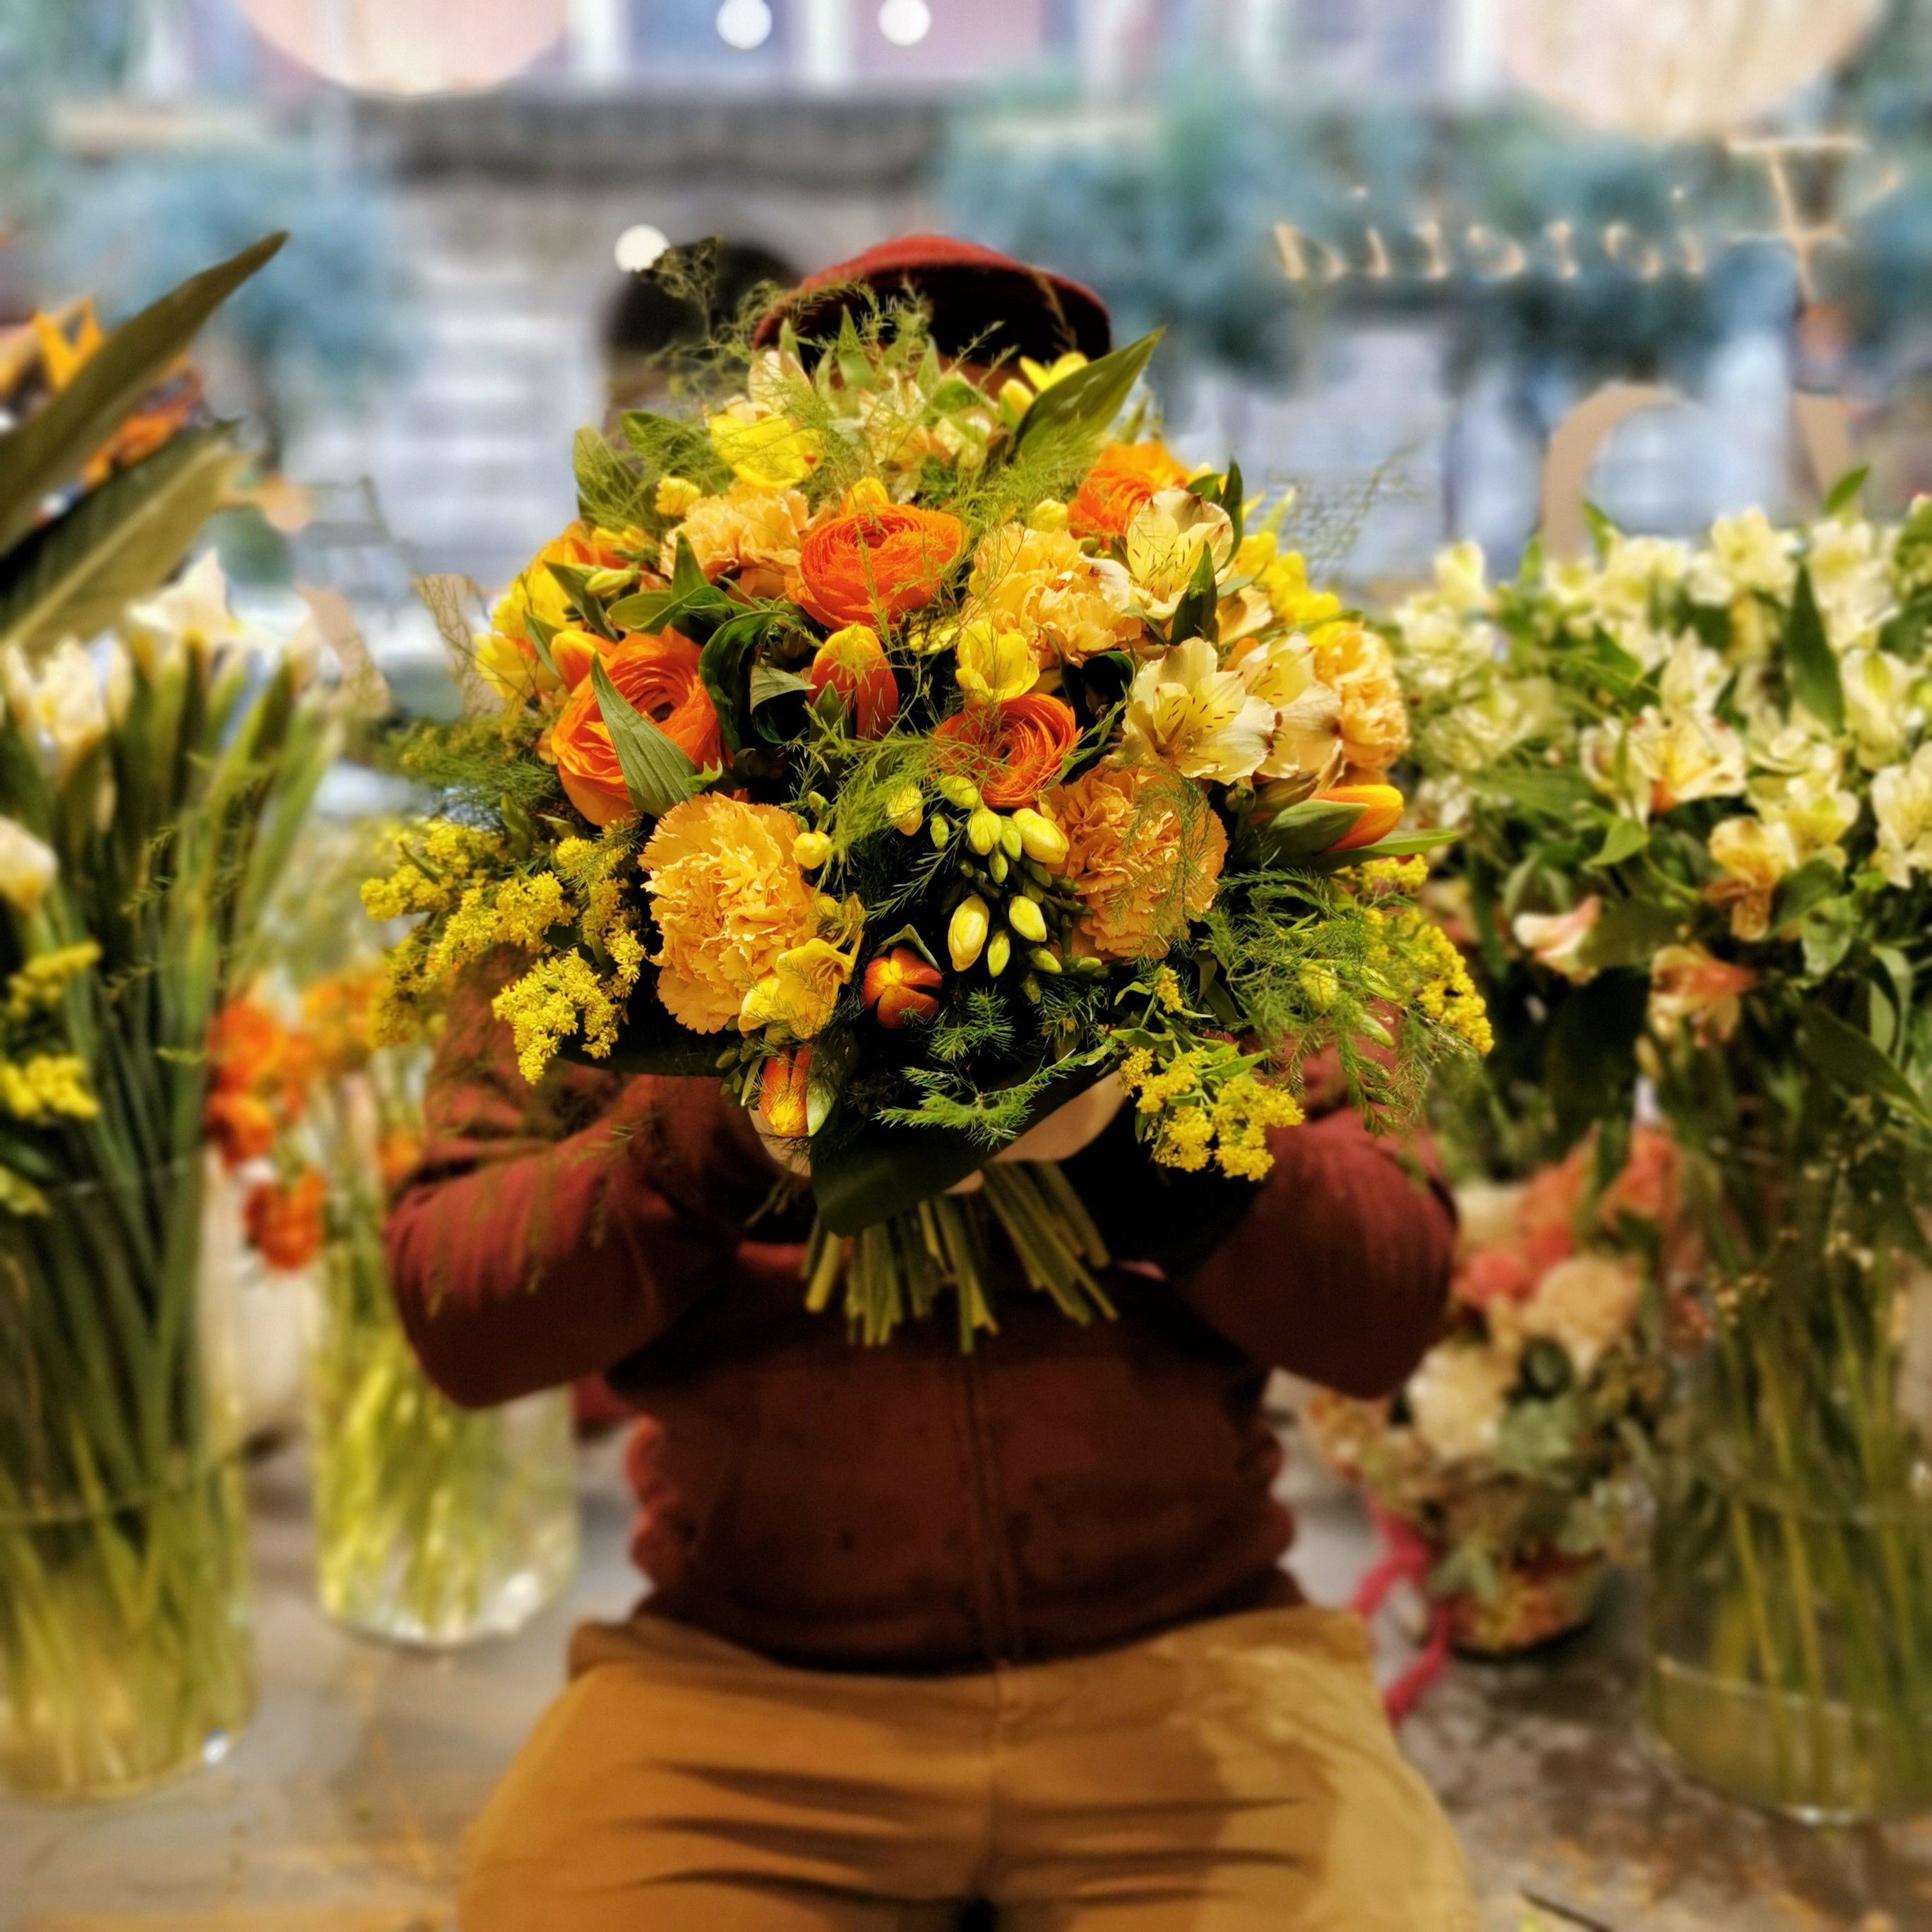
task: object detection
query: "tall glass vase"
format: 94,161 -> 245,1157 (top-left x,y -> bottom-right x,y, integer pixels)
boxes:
0,1162 -> 255,1800
1646,1155 -> 1932,1821
306,1181 -> 577,1647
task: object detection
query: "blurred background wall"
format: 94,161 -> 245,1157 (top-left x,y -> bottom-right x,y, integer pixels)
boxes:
6,0 -> 1932,690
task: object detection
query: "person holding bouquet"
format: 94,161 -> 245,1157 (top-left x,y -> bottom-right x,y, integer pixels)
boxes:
386,240 -> 1481,1931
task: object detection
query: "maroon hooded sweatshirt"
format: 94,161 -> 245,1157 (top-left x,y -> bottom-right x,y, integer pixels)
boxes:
386,977 -> 1453,1675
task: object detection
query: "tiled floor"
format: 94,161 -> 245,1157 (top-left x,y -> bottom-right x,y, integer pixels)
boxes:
4,1430 -> 1930,1932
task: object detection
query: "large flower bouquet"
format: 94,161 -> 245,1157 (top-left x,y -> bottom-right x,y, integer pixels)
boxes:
1308,1128 -> 1680,1665
367,306 -> 1488,1341
1385,499 -> 1932,1813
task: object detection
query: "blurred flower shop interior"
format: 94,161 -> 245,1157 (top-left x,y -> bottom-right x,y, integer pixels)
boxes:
8,1 -> 1932,1928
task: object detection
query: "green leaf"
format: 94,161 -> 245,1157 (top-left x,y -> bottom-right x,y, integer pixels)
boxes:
749,662 -> 811,705
1582,500 -> 1618,561
1245,797 -> 1365,863
607,535 -> 733,636
619,409 -> 727,494
1823,465 -> 1870,518
1222,459 -> 1244,549
1787,566 -> 1844,731
590,653 -> 701,818
696,610 -> 769,756
0,425 -> 234,654
1469,765 -> 1594,818
1014,330 -> 1162,456
0,232 -> 283,556
1578,896 -> 1681,971
1797,1003 -> 1932,1126
547,561 -> 619,640
1770,855 -> 1842,932
1167,539 -> 1220,645
1335,828 -> 1462,860
1589,816 -> 1649,870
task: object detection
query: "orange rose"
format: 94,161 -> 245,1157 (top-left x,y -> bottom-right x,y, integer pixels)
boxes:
808,624 -> 899,738
244,1170 -> 328,1273
932,693 -> 1080,809
551,631 -> 721,826
1067,441 -> 1191,541
792,505 -> 962,630
861,946 -> 943,1028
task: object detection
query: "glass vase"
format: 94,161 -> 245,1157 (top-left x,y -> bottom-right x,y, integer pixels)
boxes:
306,1218 -> 577,1647
0,1162 -> 255,1800
1645,1158 -> 1932,1822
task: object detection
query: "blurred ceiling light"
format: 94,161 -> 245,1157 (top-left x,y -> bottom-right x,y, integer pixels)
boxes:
1502,0 -> 1883,141
239,0 -> 567,95
717,0 -> 775,51
615,224 -> 672,274
878,0 -> 934,48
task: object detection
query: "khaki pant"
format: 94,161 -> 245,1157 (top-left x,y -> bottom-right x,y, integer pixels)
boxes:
462,1605 -> 1481,1931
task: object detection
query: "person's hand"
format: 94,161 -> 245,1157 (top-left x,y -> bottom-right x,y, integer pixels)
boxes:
948,1074 -> 1123,1194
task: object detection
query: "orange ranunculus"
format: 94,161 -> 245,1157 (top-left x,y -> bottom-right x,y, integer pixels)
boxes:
931,693 -> 1080,809
792,504 -> 962,630
244,1170 -> 328,1273
551,631 -> 722,826
1066,441 -> 1191,541
758,1046 -> 813,1140
1316,780 -> 1403,852
861,946 -> 943,1029
205,1087 -> 278,1169
808,624 -> 899,738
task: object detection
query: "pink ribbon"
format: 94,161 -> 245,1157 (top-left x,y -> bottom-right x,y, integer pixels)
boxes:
1350,1502 -> 1452,1722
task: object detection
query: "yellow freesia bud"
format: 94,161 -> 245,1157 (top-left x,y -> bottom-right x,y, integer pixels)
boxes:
1026,498 -> 1069,534
885,782 -> 923,835
998,819 -> 1023,859
949,895 -> 990,972
1019,351 -> 1088,393
708,405 -> 821,488
986,929 -> 1012,977
930,816 -> 952,849
585,565 -> 633,597
989,852 -> 1008,884
954,619 -> 1037,705
966,807 -> 1001,856
1007,896 -> 1048,944
841,477 -> 892,514
1010,808 -> 1070,867
1029,946 -> 1063,975
936,775 -> 982,811
998,378 -> 1035,425
792,830 -> 833,871
656,475 -> 703,518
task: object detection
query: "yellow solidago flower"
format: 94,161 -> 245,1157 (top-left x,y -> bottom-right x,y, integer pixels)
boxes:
708,403 -> 822,489
954,620 -> 1039,704
424,871 -> 572,984
7,941 -> 99,1020
492,952 -> 626,1085
0,1054 -> 97,1122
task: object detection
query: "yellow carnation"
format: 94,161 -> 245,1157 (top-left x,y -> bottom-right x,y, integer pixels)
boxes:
640,795 -> 817,1033
966,522 -> 1141,665
1048,762 -> 1227,962
664,481 -> 811,599
1309,622 -> 1410,775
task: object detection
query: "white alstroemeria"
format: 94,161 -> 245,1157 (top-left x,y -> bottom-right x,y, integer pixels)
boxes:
1513,897 -> 1602,983
1417,771 -> 1474,829
1658,635 -> 1729,715
1805,516 -> 1895,654
1603,616 -> 1679,672
1841,648 -> 1925,771
124,549 -> 246,675
1422,677 -> 1561,775
1232,634 -> 1344,783
0,816 -> 59,915
1431,538 -> 1492,611
1686,508 -> 1798,607
1123,489 -> 1235,620
1405,1341 -> 1517,1464
1751,761 -> 1861,866
1454,1180 -> 1526,1258
1121,636 -> 1273,782
102,638 -> 133,727
1593,534 -> 1690,626
1582,706 -> 1746,821
1873,744 -> 1932,888
1391,600 -> 1495,698
13,640 -> 113,783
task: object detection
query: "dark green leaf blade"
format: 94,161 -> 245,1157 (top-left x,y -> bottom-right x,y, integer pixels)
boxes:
1014,330 -> 1162,456
1167,540 -> 1220,645
1589,816 -> 1649,870
1797,1002 -> 1932,1126
590,653 -> 701,818
1787,565 -> 1844,731
1823,465 -> 1870,517
0,232 -> 284,555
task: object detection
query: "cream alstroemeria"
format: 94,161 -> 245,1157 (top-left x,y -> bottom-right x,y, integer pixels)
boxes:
954,620 -> 1039,703
1873,743 -> 1932,888
1657,635 -> 1729,715
124,549 -> 245,675
1513,897 -> 1601,983
1231,635 -> 1344,784
1391,597 -> 1496,699
1121,637 -> 1273,782
1841,648 -> 1924,770
1123,489 -> 1236,620
1587,707 -> 1746,820
1751,760 -> 1861,866
1421,677 -> 1561,775
1591,534 -> 1690,626
1431,539 -> 1492,611
1707,814 -> 1799,941
10,639 -> 112,783
0,815 -> 59,915
1686,507 -> 1798,606
1405,1341 -> 1517,1464
1520,1253 -> 1642,1378
1649,943 -> 1756,1044
1805,516 -> 1894,653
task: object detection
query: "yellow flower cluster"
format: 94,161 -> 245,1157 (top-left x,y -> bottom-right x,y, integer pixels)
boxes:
361,821 -> 508,922
1365,901 -> 1493,1056
1116,1046 -> 1304,1180
491,951 -> 626,1086
0,1053 -> 96,1121
6,941 -> 100,1019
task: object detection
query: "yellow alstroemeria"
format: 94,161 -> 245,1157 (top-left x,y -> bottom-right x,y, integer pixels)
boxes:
1121,637 -> 1273,783
709,403 -> 822,489
1123,489 -> 1236,621
954,619 -> 1038,704
737,935 -> 857,1042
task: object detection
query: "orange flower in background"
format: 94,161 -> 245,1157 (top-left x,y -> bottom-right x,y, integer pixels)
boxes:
551,631 -> 722,825
792,504 -> 962,629
758,1047 -> 813,1139
205,1088 -> 277,1168
205,998 -> 308,1164
861,946 -> 944,1029
244,1170 -> 328,1273
299,969 -> 381,1076
931,693 -> 1080,809
1067,441 -> 1191,541
807,624 -> 900,738
377,1130 -> 424,1193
